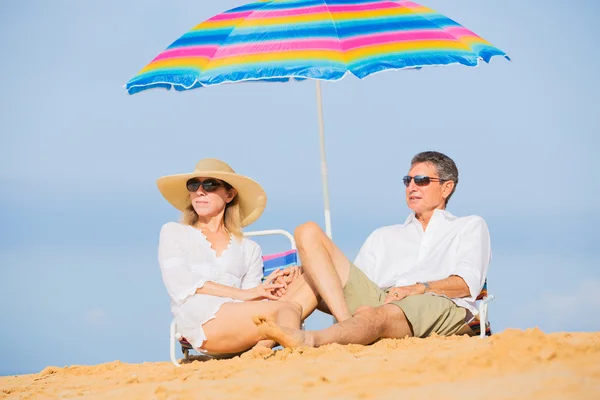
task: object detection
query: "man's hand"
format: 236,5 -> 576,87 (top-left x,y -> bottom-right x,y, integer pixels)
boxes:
243,268 -> 287,301
384,284 -> 426,304
243,281 -> 286,301
281,266 -> 301,285
272,266 -> 302,298
243,269 -> 287,300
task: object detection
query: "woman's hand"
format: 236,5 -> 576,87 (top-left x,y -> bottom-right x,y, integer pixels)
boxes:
271,266 -> 302,298
242,269 -> 286,301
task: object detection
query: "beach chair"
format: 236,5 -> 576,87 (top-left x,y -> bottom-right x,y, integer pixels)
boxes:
169,229 -> 299,367
467,280 -> 495,338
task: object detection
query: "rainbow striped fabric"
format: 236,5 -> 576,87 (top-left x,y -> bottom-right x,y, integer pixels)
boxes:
125,0 -> 508,94
263,249 -> 299,276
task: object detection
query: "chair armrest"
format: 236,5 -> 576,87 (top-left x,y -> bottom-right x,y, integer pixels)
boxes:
480,295 -> 495,305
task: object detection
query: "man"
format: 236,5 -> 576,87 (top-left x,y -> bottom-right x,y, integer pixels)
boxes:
258,151 -> 491,347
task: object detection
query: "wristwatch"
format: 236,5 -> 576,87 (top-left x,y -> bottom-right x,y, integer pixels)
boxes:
418,282 -> 430,293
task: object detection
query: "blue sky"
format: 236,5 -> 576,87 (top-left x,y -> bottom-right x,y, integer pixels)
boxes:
1,0 -> 598,376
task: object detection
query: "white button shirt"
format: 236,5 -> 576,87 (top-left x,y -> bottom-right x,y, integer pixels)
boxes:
353,209 -> 491,315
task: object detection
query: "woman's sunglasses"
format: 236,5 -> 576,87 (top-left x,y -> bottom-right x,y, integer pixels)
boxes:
186,178 -> 228,193
403,175 -> 446,187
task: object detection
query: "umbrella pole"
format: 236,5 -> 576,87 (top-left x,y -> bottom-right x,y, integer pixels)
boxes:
315,80 -> 333,239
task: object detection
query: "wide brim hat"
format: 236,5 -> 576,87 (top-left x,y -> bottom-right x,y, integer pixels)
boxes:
157,158 -> 267,227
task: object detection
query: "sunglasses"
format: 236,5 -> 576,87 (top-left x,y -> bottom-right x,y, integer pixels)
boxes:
403,175 -> 446,187
186,178 -> 228,193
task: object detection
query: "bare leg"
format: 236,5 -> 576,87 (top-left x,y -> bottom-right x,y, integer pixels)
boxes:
253,315 -> 313,348
201,300 -> 301,354
251,292 -> 306,350
277,274 -> 333,320
278,273 -> 320,320
254,305 -> 412,348
292,222 -> 353,322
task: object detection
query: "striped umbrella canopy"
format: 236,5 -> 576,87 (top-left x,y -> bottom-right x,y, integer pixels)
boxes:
125,0 -> 509,236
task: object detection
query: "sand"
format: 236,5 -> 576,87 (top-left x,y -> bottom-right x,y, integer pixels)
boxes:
2,328 -> 599,399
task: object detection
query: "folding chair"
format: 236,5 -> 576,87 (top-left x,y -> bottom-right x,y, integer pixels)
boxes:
169,229 -> 299,367
467,280 -> 495,338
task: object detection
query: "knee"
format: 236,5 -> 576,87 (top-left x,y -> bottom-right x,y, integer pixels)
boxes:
356,306 -> 387,329
355,306 -> 378,320
294,222 -> 324,247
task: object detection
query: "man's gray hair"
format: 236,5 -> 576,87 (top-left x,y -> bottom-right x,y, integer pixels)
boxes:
411,151 -> 459,205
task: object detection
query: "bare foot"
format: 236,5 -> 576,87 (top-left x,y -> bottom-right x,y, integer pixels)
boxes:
252,315 -> 314,348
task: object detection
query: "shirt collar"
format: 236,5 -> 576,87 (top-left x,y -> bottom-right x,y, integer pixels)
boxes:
404,209 -> 456,226
404,213 -> 417,226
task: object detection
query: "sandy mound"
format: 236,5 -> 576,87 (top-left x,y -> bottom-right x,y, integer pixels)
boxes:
2,328 -> 599,399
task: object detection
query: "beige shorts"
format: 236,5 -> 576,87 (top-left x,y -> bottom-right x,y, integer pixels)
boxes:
343,264 -> 475,338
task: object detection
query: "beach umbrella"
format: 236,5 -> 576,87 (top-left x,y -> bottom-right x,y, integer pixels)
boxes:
126,0 -> 509,238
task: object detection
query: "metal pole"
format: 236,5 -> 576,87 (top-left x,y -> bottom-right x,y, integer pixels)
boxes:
315,80 -> 332,239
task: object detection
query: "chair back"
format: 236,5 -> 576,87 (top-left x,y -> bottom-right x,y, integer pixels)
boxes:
262,249 -> 299,277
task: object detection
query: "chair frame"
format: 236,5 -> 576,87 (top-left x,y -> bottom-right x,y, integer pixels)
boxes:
477,294 -> 495,338
169,229 -> 297,367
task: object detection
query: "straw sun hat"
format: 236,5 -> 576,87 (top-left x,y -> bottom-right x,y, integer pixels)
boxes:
157,158 -> 267,227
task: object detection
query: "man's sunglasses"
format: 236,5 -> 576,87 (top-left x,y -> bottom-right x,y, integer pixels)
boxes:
403,175 -> 446,187
186,178 -> 228,193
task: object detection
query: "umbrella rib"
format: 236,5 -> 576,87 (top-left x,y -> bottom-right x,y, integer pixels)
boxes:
201,1 -> 276,78
320,0 -> 346,70
395,1 -> 485,60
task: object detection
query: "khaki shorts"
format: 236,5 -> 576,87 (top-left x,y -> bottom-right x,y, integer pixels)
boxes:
343,264 -> 475,338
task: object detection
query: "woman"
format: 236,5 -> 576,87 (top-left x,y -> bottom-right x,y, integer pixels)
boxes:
157,158 -> 302,355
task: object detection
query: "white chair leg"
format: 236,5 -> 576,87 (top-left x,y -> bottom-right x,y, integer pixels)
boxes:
170,319 -> 181,367
479,303 -> 487,338
478,295 -> 495,338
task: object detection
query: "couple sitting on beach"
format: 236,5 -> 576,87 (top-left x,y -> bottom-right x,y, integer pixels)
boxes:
157,151 -> 491,355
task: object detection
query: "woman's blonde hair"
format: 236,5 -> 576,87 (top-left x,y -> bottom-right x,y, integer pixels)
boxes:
182,181 -> 243,239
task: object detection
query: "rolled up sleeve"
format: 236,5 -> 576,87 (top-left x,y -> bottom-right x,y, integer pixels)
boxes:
451,217 -> 492,298
158,224 -> 209,305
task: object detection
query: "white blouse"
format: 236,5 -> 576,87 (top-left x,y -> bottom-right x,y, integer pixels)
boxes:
158,222 -> 263,350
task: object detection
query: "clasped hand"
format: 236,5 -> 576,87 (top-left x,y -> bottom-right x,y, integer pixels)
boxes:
244,266 -> 302,301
